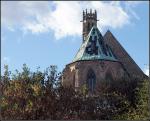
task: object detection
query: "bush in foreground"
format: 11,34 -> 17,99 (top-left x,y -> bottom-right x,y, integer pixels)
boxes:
1,64 -> 149,120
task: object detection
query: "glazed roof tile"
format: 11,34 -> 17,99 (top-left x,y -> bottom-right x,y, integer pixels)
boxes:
73,26 -> 118,62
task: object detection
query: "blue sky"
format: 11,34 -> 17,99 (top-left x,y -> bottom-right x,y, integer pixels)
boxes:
1,1 -> 149,76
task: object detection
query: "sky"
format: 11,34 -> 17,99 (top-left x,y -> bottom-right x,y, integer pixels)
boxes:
1,1 -> 149,76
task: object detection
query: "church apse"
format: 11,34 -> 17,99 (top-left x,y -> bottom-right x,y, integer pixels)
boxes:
62,9 -> 147,93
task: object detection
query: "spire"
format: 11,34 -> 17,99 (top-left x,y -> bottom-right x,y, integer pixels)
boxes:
83,10 -> 85,16
95,10 -> 97,19
86,9 -> 87,15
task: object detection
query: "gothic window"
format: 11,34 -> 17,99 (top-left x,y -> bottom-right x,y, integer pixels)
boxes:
87,69 -> 96,92
73,74 -> 75,87
75,79 -> 79,88
105,70 -> 114,86
92,23 -> 94,27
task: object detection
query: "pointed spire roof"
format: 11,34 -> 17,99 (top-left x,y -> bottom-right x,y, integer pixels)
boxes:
73,26 -> 118,62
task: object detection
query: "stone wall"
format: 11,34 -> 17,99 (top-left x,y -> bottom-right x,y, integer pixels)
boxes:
62,60 -> 129,89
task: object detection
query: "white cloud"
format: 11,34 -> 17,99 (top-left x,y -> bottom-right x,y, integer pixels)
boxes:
144,67 -> 149,77
1,1 -> 145,40
90,1 -> 129,29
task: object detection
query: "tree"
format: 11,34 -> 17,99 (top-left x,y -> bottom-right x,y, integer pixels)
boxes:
113,79 -> 150,120
1,64 -> 149,120
1,64 -> 61,120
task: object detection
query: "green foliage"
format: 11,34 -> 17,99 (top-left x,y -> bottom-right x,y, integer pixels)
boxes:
1,64 -> 150,120
129,79 -> 149,120
113,79 -> 150,120
1,64 -> 60,119
80,84 -> 88,96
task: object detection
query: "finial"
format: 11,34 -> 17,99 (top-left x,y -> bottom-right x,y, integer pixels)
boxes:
95,10 -> 97,19
90,9 -> 92,13
83,10 -> 85,20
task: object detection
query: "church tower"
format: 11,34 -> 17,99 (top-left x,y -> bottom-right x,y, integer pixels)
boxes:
62,9 -> 146,94
82,9 -> 98,42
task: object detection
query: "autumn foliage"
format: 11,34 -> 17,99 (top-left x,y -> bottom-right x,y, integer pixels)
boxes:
1,64 -> 149,120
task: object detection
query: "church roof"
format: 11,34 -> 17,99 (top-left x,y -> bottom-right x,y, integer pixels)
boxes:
103,30 -> 146,79
72,26 -> 118,62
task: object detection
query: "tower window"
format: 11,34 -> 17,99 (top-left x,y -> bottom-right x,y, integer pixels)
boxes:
87,69 -> 96,93
87,23 -> 90,31
83,26 -> 85,32
92,23 -> 94,27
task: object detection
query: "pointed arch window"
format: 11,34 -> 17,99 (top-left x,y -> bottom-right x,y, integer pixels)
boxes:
73,74 -> 75,87
87,22 -> 90,31
92,23 -> 94,28
105,70 -> 114,86
87,69 -> 96,92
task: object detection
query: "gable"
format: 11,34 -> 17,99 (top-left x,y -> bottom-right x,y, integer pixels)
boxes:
103,30 -> 146,79
73,26 -> 118,62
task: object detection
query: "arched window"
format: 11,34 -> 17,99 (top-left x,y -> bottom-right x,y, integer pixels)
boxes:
87,69 -> 96,92
87,22 -> 90,31
105,70 -> 114,86
106,71 -> 113,80
73,74 -> 75,87
92,23 -> 94,27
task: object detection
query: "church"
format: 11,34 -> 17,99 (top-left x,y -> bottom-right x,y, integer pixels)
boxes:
62,9 -> 146,93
